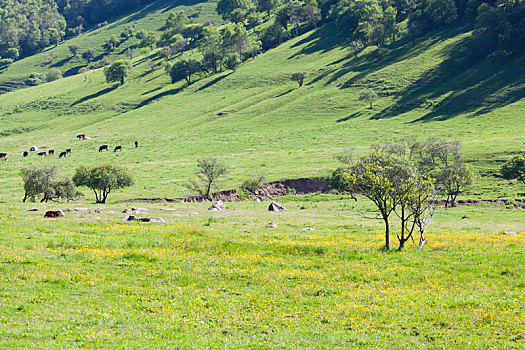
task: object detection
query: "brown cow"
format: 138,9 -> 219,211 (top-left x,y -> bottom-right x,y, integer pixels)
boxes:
48,149 -> 55,156
37,151 -> 46,157
66,149 -> 72,154
59,151 -> 67,158
44,210 -> 64,218
114,145 -> 122,152
77,134 -> 86,140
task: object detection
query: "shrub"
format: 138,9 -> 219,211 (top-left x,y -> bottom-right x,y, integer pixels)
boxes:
0,58 -> 14,67
46,68 -> 62,82
241,175 -> 267,192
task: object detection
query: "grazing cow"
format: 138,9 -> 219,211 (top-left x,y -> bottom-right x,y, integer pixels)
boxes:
114,145 -> 122,152
98,145 -> 108,152
37,151 -> 46,157
23,151 -> 28,157
77,134 -> 86,140
66,149 -> 71,154
59,151 -> 67,158
48,149 -> 55,156
44,210 -> 64,218
135,141 -> 138,148
0,152 -> 6,158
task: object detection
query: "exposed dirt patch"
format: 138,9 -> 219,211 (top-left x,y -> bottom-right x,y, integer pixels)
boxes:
121,178 -> 331,203
121,178 -> 525,209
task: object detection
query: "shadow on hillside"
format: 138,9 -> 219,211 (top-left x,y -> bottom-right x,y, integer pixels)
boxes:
122,0 -> 207,25
379,54 -> 525,122
70,85 -> 119,106
51,56 -> 73,68
274,88 -> 294,98
133,86 -> 184,110
288,24 -> 344,58
197,73 -> 231,91
303,26 -> 465,90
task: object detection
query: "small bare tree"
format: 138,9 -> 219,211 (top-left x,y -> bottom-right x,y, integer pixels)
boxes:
359,89 -> 378,109
186,158 -> 228,200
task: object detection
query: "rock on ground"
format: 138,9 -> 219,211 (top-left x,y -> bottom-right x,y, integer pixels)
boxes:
268,202 -> 287,211
208,200 -> 226,211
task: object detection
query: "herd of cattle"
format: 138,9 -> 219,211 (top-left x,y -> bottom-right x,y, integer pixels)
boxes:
0,134 -> 138,161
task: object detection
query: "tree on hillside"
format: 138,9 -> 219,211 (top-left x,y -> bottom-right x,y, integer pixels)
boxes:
165,11 -> 188,33
170,59 -> 202,84
21,166 -> 80,203
501,152 -> 525,189
291,72 -> 305,87
46,28 -> 62,47
359,89 -> 378,109
73,164 -> 133,204
104,60 -> 130,85
223,53 -> 240,71
438,162 -> 472,207
198,25 -> 224,74
186,158 -> 228,200
257,0 -> 279,16
102,36 -> 118,52
217,0 -> 253,21
332,142 -> 440,250
68,44 -> 82,57
138,32 -> 157,50
82,48 -> 95,62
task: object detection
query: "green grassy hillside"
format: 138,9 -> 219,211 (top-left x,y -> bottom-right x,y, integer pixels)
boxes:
0,0 -> 220,90
0,13 -> 524,203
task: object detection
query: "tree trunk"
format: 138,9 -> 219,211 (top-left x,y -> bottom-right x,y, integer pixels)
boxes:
383,215 -> 390,250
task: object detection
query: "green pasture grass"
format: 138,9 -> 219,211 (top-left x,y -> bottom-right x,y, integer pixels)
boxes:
0,0 -> 220,86
0,196 -> 524,348
1,21 -> 524,202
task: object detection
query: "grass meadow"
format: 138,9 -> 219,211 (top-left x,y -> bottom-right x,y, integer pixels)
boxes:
0,1 -> 524,348
0,196 -> 524,349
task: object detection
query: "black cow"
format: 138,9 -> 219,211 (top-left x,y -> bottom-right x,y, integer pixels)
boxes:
0,153 -> 6,158
48,149 -> 55,156
59,151 -> 67,158
114,145 -> 122,152
23,151 -> 28,157
66,148 -> 72,154
135,141 -> 138,148
98,145 -> 108,152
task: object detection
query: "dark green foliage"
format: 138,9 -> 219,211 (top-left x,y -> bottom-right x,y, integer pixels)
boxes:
260,23 -> 289,50
104,60 -> 129,85
0,0 -> 66,57
408,0 -> 458,32
223,53 -> 240,71
68,44 -> 82,56
102,36 -> 118,52
291,72 -> 305,87
474,1 -> 525,55
72,164 -> 133,204
169,59 -> 202,84
138,32 -> 157,50
21,166 -> 80,202
216,0 -> 253,21
0,58 -> 14,67
82,48 -> 95,62
501,151 -> 525,187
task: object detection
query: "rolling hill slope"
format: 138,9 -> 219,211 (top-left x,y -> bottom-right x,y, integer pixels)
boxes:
0,7 -> 524,203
